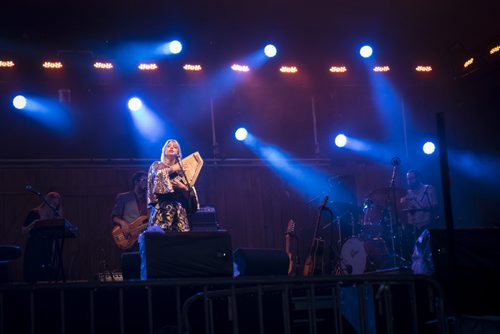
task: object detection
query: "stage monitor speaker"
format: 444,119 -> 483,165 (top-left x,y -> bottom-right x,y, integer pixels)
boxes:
429,227 -> 500,315
121,251 -> 140,280
233,248 -> 289,276
139,231 -> 233,279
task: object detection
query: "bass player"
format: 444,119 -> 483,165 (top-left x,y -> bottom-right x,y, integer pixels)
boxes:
111,171 -> 148,251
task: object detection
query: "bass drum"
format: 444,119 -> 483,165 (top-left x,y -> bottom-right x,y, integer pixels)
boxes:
340,237 -> 389,275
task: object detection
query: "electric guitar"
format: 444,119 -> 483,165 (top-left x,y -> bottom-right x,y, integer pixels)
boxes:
112,215 -> 149,250
303,196 -> 328,277
285,219 -> 296,276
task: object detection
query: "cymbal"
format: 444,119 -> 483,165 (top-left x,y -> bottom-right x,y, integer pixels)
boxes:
329,201 -> 363,214
368,187 -> 406,196
366,187 -> 406,204
402,208 -> 430,213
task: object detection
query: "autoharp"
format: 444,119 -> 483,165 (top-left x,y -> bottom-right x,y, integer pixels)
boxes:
170,151 -> 204,186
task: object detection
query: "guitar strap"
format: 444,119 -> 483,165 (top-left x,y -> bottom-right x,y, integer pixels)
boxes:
136,195 -> 148,216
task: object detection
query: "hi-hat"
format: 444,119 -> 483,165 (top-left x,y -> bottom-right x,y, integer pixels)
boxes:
330,201 -> 363,215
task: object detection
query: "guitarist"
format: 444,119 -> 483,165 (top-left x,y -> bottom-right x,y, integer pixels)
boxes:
111,171 -> 148,251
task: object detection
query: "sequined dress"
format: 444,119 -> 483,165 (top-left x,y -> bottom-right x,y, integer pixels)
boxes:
147,161 -> 198,231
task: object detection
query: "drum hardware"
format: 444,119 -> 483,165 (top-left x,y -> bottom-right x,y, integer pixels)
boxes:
359,167 -> 408,269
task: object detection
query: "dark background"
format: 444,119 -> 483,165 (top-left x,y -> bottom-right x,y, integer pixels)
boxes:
0,0 -> 499,281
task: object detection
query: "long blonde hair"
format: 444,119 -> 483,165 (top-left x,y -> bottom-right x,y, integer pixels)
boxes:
160,139 -> 182,163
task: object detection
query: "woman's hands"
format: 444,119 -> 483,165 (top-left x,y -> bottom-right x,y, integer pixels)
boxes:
171,178 -> 188,191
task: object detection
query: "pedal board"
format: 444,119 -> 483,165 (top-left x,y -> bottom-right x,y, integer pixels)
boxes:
97,271 -> 123,282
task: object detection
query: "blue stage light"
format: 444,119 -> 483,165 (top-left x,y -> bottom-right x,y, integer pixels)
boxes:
169,40 -> 183,54
423,141 -> 436,155
264,44 -> 277,58
359,45 -> 373,58
13,95 -> 27,110
335,134 -> 347,147
235,127 -> 248,141
127,97 -> 143,111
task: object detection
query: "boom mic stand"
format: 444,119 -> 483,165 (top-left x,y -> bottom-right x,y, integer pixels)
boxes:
25,185 -> 60,217
175,155 -> 194,193
388,157 -> 405,267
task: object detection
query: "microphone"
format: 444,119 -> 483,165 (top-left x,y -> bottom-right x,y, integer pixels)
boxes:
319,195 -> 329,210
25,184 -> 43,196
391,156 -> 401,166
390,157 -> 400,187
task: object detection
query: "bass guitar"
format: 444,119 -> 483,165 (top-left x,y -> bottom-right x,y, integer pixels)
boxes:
112,215 -> 149,250
303,195 -> 328,277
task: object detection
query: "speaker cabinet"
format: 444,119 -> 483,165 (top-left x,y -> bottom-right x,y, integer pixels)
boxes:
233,248 -> 289,276
429,227 -> 500,315
139,231 -> 233,279
121,251 -> 141,280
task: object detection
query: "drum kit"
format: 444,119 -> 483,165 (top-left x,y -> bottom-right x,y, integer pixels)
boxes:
329,187 -> 409,275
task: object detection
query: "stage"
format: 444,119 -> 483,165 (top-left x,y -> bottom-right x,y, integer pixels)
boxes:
0,273 -> 449,334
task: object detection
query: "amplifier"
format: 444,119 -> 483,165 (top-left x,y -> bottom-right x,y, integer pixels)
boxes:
189,206 -> 219,231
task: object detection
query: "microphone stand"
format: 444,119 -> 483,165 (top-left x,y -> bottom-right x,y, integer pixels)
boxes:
388,158 -> 404,267
27,185 -> 60,218
320,206 -> 343,275
174,155 -> 198,217
175,155 -> 193,193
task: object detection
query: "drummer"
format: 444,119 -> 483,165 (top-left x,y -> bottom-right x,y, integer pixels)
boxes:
400,169 -> 439,237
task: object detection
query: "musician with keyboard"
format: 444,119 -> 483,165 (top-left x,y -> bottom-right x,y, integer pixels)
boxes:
147,139 -> 199,232
23,191 -> 64,282
111,171 -> 149,250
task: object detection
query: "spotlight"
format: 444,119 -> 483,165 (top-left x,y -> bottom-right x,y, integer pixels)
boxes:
127,97 -> 143,111
13,95 -> 27,110
423,141 -> 436,155
279,65 -> 298,73
264,44 -> 277,58
334,134 -> 347,148
235,127 -> 248,141
329,66 -> 348,73
373,65 -> 390,72
231,64 -> 250,72
359,45 -> 373,58
0,60 -> 15,68
93,61 -> 114,70
169,40 -> 183,54
183,64 -> 202,71
42,61 -> 63,69
138,63 -> 158,71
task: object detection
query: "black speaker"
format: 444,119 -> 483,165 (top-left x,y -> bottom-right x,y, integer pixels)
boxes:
0,245 -> 21,283
233,248 -> 289,276
139,231 -> 233,279
121,251 -> 141,280
429,227 -> 500,315
189,206 -> 219,231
